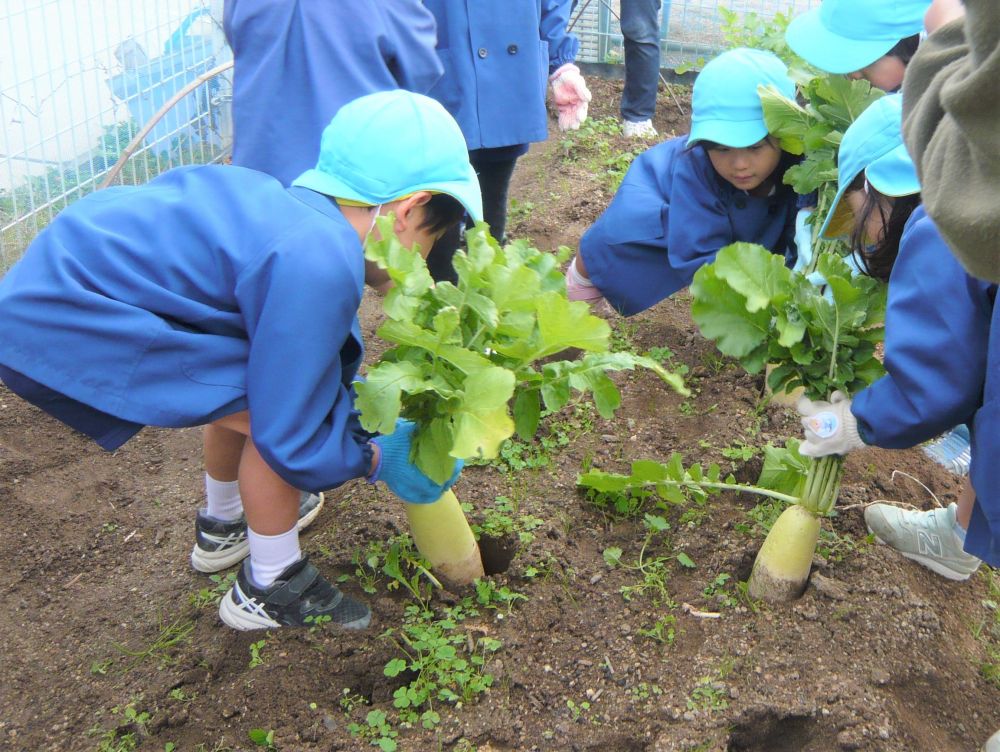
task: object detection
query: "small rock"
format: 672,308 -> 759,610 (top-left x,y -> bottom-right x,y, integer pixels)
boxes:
810,572 -> 849,600
322,715 -> 338,732
871,669 -> 891,686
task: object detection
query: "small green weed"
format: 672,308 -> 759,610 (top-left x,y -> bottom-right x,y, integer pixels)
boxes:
474,578 -> 527,615
472,495 -> 544,545
249,639 -> 267,669
602,514 -> 676,607
189,571 -> 237,610
347,709 -> 398,751
248,728 -> 278,750
638,614 -> 677,645
112,616 -> 194,671
87,700 -> 151,752
381,600 -> 501,724
565,698 -> 591,722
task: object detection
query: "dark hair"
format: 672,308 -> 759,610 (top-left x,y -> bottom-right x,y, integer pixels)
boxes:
846,172 -> 922,282
697,134 -> 780,152
886,34 -> 920,65
419,192 -> 467,235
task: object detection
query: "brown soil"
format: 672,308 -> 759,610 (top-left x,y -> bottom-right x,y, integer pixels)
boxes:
1,78 -> 997,752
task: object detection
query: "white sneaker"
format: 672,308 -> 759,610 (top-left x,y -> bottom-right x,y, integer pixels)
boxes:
622,119 -> 657,138
983,729 -> 1000,752
864,502 -> 981,581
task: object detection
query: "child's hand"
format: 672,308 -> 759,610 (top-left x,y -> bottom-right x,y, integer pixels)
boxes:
369,420 -> 463,503
549,64 -> 592,131
796,391 -> 865,457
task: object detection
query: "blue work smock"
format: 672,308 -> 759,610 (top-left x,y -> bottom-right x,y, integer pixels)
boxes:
224,0 -> 443,186
0,166 -> 371,494
423,0 -> 579,152
579,137 -> 799,316
851,206 -> 999,564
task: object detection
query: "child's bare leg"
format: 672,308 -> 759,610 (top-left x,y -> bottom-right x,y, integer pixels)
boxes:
956,477 -> 975,530
238,435 -> 299,535
204,423 -> 246,482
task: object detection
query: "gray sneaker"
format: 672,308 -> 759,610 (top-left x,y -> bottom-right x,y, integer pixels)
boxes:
985,729 -> 1000,752
864,502 -> 981,581
191,491 -> 324,573
623,118 -> 657,138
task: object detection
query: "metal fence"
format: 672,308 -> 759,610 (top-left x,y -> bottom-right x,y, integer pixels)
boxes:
1,0 -> 232,272
1,0 -> 815,274
571,0 -> 816,66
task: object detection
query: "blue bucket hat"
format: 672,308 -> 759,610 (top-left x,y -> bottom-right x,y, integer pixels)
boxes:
785,0 -> 930,75
818,94 -> 921,239
293,90 -> 483,221
687,48 -> 796,149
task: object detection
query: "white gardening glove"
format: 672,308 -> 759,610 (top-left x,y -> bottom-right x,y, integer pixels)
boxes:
791,208 -> 815,275
549,63 -> 592,131
796,391 -> 866,457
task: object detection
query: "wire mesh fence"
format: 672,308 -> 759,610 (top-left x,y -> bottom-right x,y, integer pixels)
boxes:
571,0 -> 816,67
0,0 -> 232,272
1,0 -> 816,274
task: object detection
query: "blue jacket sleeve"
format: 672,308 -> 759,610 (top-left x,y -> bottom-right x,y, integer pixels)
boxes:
540,0 -> 580,71
852,213 -> 994,448
374,0 -> 444,93
235,226 -> 371,493
664,158 -> 735,284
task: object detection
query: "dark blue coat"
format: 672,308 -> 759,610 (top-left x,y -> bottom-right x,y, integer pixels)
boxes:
579,137 -> 799,316
423,0 -> 579,152
0,166 -> 371,493
224,0 -> 443,185
851,206 -> 999,564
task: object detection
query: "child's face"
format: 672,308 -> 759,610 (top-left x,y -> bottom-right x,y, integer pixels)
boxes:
707,138 -> 782,194
846,188 -> 892,244
847,56 -> 906,92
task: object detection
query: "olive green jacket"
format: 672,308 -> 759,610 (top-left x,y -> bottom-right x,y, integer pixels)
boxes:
902,0 -> 1000,283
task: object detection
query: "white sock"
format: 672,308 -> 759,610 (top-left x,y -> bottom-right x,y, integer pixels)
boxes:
248,526 -> 301,588
568,257 -> 595,287
204,474 -> 243,522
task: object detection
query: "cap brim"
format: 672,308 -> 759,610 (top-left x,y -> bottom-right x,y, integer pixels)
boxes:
786,11 -> 897,74
292,162 -> 484,223
819,192 -> 856,239
687,119 -> 769,149
865,143 -> 921,197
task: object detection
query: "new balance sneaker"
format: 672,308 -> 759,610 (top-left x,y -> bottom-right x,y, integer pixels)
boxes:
190,491 -> 324,573
623,118 -> 657,138
983,728 -> 1000,752
864,502 -> 981,581
218,555 -> 371,631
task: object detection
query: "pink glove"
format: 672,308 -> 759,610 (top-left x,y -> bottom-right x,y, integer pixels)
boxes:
549,63 -> 592,131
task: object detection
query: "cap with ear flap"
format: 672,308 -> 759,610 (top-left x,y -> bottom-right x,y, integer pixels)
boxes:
785,0 -> 930,75
818,93 -> 921,239
686,47 -> 796,149
292,90 -> 483,222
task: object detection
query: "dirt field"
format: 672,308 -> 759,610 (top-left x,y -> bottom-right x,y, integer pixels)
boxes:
1,78 -> 997,752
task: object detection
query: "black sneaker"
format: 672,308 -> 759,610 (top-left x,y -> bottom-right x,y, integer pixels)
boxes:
190,491 -> 324,573
218,556 -> 372,631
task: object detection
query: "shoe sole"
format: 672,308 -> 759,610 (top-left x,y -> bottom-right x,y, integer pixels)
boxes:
871,535 -> 977,581
191,492 -> 326,574
218,590 -> 373,631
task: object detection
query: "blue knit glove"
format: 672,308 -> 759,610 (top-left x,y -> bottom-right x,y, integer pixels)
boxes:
370,419 -> 463,504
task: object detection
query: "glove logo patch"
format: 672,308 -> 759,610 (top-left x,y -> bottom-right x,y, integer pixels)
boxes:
806,412 -> 839,439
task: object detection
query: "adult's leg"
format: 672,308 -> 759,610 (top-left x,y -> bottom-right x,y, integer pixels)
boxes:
619,0 -> 662,123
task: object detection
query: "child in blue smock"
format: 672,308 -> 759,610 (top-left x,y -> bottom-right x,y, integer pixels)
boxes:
0,91 -> 483,631
223,0 -> 443,186
566,48 -> 800,316
784,0 -> 929,92
794,95 -> 998,580
421,0 -> 591,281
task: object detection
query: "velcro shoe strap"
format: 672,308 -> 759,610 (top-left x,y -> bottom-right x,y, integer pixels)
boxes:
266,561 -> 321,607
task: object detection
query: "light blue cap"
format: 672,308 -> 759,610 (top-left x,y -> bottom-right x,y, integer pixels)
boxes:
687,48 -> 796,149
818,94 -> 921,239
293,90 -> 483,221
786,0 -> 930,74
